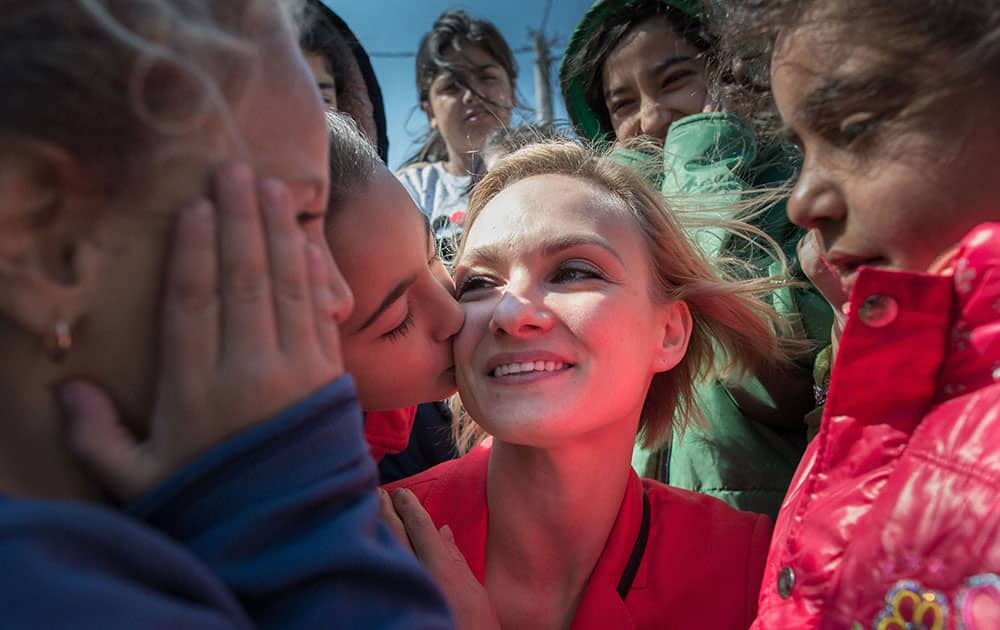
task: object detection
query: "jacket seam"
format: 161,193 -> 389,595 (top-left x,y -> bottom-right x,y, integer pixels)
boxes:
692,487 -> 788,493
906,448 -> 1000,488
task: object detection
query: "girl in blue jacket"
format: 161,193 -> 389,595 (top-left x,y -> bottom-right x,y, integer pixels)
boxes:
0,1 -> 452,627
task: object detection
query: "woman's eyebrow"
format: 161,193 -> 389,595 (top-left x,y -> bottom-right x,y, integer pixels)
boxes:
542,234 -> 624,266
462,234 -> 623,269
458,244 -> 506,272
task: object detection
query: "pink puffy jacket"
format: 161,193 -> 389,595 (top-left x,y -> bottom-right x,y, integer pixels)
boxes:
754,224 -> 1000,629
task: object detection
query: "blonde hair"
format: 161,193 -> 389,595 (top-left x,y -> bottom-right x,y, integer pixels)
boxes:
451,140 -> 790,453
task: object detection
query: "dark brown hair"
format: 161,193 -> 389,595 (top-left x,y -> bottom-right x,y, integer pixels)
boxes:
563,0 -> 713,139
715,0 -> 1000,139
405,10 -> 518,165
324,111 -> 381,216
299,0 -> 388,161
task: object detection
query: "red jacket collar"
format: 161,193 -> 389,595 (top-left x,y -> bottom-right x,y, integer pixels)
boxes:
819,223 -> 1000,473
428,446 -> 648,628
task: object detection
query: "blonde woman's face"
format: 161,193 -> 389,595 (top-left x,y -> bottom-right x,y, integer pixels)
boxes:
452,174 -> 686,448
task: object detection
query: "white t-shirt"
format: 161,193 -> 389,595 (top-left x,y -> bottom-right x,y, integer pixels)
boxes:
396,162 -> 471,261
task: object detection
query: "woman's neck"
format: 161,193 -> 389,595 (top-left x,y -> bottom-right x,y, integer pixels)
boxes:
483,426 -> 636,629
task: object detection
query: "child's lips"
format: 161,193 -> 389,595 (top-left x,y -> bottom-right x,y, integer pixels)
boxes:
827,255 -> 888,293
464,108 -> 490,123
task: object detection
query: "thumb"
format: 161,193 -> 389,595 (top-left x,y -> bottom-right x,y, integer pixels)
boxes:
59,381 -> 158,502
440,524 -> 455,544
798,230 -> 849,309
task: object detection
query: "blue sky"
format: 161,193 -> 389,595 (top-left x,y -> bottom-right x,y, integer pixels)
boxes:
322,0 -> 594,170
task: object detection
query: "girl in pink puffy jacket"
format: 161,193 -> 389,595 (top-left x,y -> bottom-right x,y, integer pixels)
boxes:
718,0 -> 1000,628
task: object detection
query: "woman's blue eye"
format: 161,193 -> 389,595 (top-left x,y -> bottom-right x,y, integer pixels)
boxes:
382,311 -> 414,343
552,265 -> 601,283
455,276 -> 493,299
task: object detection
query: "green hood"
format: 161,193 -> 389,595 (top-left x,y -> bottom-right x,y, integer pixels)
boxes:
559,0 -> 704,143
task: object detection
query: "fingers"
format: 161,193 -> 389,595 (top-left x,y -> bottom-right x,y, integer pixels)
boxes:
307,241 -> 350,370
440,524 -> 455,543
160,199 -> 218,393
258,177 -> 318,359
378,489 -> 414,552
435,524 -> 469,566
392,489 -> 501,630
391,488 -> 455,567
216,163 -> 278,358
60,381 -> 159,502
798,230 -> 848,309
798,230 -> 848,356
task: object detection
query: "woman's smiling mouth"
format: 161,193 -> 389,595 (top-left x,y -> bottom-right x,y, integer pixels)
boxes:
492,360 -> 570,377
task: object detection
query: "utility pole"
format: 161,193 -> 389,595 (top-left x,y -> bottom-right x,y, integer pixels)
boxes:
532,31 -> 553,126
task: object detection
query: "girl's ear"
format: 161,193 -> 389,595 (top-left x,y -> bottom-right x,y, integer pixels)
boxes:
0,139 -> 100,347
652,300 -> 692,374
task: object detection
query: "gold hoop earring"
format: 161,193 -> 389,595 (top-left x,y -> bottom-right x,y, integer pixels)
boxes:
45,320 -> 73,362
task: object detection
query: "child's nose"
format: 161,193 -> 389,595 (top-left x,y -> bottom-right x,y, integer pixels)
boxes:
461,85 -> 479,105
787,164 -> 846,230
640,100 -> 671,143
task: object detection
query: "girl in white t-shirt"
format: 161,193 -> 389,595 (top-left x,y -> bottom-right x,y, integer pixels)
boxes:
397,10 -> 518,261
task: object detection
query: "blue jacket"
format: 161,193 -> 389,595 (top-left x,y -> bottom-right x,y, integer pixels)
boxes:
0,376 -> 454,629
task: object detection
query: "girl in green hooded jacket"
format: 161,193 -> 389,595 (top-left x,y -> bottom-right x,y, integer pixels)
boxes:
560,0 -> 833,519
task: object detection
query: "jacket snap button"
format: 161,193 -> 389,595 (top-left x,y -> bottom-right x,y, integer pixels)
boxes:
777,566 -> 795,598
858,294 -> 898,328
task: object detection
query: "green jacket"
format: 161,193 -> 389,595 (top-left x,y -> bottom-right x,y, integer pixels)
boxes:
560,0 -> 833,520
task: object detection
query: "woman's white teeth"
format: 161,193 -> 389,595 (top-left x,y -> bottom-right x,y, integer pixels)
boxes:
493,361 -> 566,377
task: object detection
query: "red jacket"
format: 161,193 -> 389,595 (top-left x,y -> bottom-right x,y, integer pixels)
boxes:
364,406 -> 416,462
754,224 -> 1000,629
386,445 -> 771,629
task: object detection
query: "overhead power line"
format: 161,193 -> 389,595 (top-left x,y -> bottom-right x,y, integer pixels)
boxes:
367,51 -> 418,58
540,0 -> 554,34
